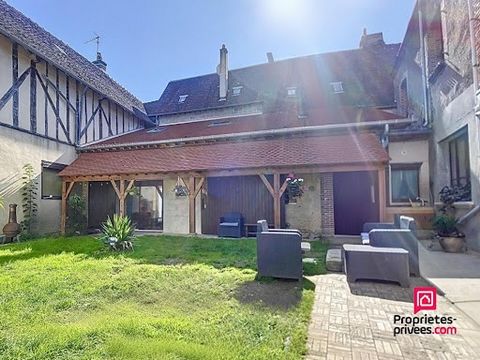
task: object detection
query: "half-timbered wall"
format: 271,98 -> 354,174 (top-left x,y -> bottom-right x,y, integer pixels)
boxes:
0,33 -> 142,146
0,33 -> 143,233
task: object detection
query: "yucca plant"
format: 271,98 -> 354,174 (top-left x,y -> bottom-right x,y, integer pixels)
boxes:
100,214 -> 135,251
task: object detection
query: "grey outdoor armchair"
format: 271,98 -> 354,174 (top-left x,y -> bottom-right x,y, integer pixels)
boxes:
256,219 -> 301,236
256,230 -> 303,280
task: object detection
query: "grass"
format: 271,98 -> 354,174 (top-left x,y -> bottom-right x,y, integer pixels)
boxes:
0,235 -> 327,359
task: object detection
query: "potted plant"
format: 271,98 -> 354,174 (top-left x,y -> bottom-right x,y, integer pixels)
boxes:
432,214 -> 465,252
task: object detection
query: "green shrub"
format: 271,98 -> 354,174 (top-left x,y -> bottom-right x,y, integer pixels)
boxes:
20,163 -> 38,239
100,214 -> 135,251
67,194 -> 87,234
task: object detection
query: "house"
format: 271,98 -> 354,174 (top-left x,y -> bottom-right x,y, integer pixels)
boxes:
0,0 -> 151,233
395,0 -> 480,251
60,31 -> 433,237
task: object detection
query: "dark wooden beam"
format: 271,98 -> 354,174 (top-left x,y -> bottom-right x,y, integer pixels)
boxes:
66,76 -> 70,137
30,60 -> 37,132
44,62 -> 49,137
43,76 -> 77,112
12,42 -> 18,127
55,68 -> 59,140
35,69 -> 71,144
76,84 -> 89,143
0,66 -> 30,113
79,103 -> 101,138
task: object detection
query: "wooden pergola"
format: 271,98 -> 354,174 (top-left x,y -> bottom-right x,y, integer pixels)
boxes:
60,162 -> 386,235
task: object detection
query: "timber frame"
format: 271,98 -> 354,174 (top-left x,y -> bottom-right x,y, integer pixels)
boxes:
60,162 -> 387,235
0,38 -> 145,147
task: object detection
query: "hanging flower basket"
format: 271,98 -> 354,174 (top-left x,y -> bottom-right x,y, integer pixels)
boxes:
173,177 -> 189,197
285,174 -> 304,203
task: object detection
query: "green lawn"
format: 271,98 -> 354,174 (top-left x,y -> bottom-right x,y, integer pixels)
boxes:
0,235 -> 326,359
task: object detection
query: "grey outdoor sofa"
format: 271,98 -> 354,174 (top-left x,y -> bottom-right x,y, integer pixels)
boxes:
362,216 -> 420,276
256,220 -> 303,280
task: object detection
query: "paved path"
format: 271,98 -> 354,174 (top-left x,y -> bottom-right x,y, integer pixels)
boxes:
419,242 -> 480,327
306,274 -> 480,359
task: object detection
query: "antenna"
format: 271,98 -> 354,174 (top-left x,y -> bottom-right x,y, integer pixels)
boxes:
85,32 -> 101,53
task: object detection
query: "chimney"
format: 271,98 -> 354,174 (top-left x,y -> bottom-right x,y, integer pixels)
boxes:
217,44 -> 228,100
266,52 -> 274,63
92,51 -> 107,71
359,28 -> 385,49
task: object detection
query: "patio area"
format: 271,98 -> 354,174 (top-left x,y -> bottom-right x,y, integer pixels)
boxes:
306,273 -> 480,359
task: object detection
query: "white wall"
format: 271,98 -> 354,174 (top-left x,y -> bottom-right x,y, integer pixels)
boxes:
0,127 -> 76,234
162,177 -> 202,234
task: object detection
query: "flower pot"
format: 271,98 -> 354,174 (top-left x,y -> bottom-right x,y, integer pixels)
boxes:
439,236 -> 465,253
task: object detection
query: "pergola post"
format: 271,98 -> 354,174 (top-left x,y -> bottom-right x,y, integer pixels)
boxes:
259,173 -> 288,229
110,179 -> 135,217
184,176 -> 205,234
378,167 -> 386,222
60,180 -> 75,235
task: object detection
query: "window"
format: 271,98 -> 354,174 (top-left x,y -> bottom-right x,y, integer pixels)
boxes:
41,161 -> 66,200
232,86 -> 243,96
178,94 -> 188,103
287,87 -> 297,97
449,128 -> 470,190
390,164 -> 420,203
330,81 -> 344,94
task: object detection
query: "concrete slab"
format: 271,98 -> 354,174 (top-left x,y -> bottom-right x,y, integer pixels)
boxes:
419,241 -> 480,326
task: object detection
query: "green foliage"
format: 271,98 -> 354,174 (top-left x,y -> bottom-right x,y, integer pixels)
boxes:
0,235 -> 317,359
67,194 -> 87,235
20,163 -> 38,238
432,214 -> 459,236
100,214 -> 136,251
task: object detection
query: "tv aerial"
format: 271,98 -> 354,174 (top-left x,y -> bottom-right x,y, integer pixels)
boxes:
85,32 -> 101,53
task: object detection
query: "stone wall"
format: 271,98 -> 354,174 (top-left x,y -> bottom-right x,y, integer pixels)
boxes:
162,177 -> 202,234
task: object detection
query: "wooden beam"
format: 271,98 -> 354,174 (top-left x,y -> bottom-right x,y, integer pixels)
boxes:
110,179 -> 121,199
259,174 -> 274,197
12,42 -> 18,127
193,177 -> 205,198
188,177 -> 196,234
60,180 -> 67,235
378,167 -> 386,222
0,66 -> 30,112
279,178 -> 289,197
35,70 -> 71,143
79,103 -> 101,138
43,76 -> 77,112
76,84 -> 89,143
273,173 -> 281,228
125,179 -> 135,194
119,179 -> 125,216
30,60 -> 37,132
60,180 -> 75,235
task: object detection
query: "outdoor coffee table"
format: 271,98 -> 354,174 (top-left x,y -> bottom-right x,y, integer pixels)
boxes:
343,244 -> 410,287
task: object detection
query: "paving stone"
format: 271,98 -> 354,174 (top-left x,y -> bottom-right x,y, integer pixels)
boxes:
306,273 -> 480,359
326,248 -> 343,272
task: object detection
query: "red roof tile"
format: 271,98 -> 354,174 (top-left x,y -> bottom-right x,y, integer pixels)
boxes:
60,133 -> 388,177
91,107 -> 400,147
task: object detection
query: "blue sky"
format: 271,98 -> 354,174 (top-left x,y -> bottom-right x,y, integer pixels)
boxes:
8,0 -> 415,102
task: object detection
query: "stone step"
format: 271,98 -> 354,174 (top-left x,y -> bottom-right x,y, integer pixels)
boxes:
301,242 -> 311,254
326,248 -> 343,272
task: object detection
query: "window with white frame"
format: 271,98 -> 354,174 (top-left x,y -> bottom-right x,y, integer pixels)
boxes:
287,87 -> 297,97
390,163 -> 420,203
330,81 -> 344,94
232,86 -> 243,96
178,94 -> 188,103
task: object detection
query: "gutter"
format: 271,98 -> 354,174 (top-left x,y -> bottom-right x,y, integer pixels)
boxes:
80,117 -> 412,152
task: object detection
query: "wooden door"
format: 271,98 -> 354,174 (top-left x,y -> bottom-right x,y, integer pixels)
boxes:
88,182 -> 117,228
333,171 -> 379,235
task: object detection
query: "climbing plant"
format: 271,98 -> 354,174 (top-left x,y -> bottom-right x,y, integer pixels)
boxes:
20,163 -> 38,237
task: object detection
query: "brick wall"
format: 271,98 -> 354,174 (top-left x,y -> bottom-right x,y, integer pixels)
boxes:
320,173 -> 335,235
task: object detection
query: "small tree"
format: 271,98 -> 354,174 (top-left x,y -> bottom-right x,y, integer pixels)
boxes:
20,163 -> 38,237
67,193 -> 87,234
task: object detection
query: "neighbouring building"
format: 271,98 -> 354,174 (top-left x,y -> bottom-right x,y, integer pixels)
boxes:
395,0 -> 480,250
0,1 -> 151,234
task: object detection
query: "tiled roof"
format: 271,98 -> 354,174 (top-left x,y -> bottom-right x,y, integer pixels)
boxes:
145,44 -> 400,116
59,132 -> 388,177
0,0 -> 145,114
93,107 -> 400,147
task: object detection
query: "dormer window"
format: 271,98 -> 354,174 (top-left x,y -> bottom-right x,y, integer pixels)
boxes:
287,87 -> 297,97
232,86 -> 243,96
178,94 -> 188,103
330,82 -> 344,94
